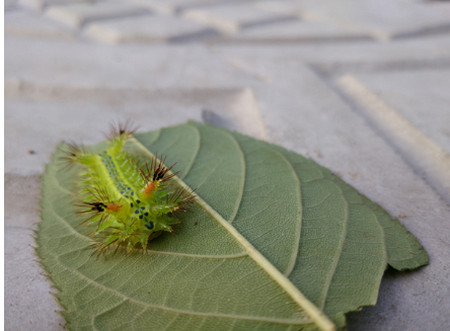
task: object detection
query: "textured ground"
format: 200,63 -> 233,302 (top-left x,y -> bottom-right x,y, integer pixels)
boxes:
5,0 -> 450,330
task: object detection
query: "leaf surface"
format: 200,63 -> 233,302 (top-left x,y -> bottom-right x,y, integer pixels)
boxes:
38,121 -> 428,330
134,122 -> 428,321
38,131 -> 334,330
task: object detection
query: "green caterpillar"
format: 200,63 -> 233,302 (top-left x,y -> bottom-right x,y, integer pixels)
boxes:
63,124 -> 194,254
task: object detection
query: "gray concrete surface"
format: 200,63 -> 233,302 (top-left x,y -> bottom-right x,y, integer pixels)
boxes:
5,1 -> 450,330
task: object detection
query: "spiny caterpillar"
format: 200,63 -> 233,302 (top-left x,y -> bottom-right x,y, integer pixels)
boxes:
63,124 -> 194,255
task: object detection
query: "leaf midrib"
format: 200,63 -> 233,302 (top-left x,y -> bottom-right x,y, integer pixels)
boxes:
129,134 -> 336,331
48,173 -> 249,260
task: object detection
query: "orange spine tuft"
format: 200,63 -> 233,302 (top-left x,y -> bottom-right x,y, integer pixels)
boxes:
144,181 -> 157,196
107,203 -> 121,213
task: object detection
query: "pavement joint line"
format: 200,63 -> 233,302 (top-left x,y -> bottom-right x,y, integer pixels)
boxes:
239,15 -> 300,31
337,75 -> 450,205
172,0 -> 258,15
167,28 -> 223,44
392,22 -> 450,40
308,58 -> 450,78
4,80 -> 252,102
208,34 -> 375,45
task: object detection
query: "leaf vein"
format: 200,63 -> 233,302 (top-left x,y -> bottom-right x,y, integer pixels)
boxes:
45,248 -> 315,326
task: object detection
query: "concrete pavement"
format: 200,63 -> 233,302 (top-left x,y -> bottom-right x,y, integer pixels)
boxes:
5,1 -> 450,330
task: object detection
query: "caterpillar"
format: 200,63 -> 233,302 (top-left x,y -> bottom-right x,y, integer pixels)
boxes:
62,123 -> 194,255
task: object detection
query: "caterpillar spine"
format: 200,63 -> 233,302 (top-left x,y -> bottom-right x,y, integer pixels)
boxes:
63,125 -> 194,255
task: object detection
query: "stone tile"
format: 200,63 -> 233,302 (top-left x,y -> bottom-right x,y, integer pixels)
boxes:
183,3 -> 295,33
4,39 -> 257,90
18,0 -> 87,11
5,174 -> 42,228
45,1 -> 150,29
346,70 -> 450,154
283,0 -> 450,40
223,19 -> 370,43
5,0 -> 18,10
230,35 -> 450,70
129,0 -> 237,14
336,73 -> 450,204
84,13 -> 216,44
254,1 -> 302,15
5,227 -> 65,331
5,10 -> 74,40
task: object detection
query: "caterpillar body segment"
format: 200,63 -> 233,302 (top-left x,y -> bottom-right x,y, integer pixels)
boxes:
63,128 -> 194,255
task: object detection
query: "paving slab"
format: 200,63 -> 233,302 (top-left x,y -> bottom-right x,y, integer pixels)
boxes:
267,0 -> 450,41
217,36 -> 450,68
5,10 -> 75,40
129,0 -> 246,14
5,0 -> 18,10
4,39 -> 259,90
224,19 -> 369,43
339,70 -> 450,154
183,3 -> 297,33
84,14 -> 216,44
336,72 -> 450,204
5,173 -> 65,330
18,0 -> 88,11
45,1 -> 150,29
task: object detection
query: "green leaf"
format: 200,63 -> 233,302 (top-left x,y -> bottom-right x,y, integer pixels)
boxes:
133,122 -> 428,320
37,121 -> 428,330
38,130 -> 333,330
